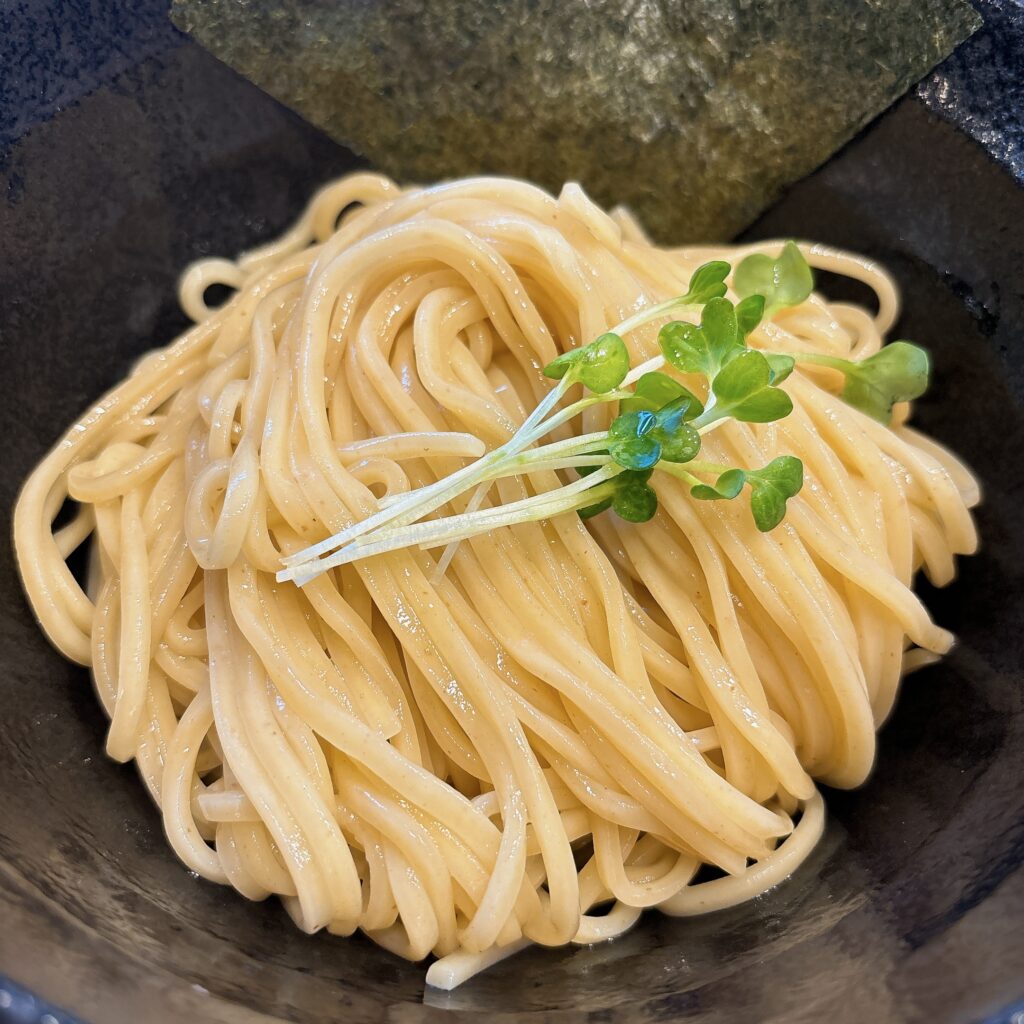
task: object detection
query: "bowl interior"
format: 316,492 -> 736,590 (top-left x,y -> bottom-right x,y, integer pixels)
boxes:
1,40 -> 1023,1024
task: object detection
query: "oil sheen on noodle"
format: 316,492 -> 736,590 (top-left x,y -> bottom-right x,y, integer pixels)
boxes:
13,174 -> 979,990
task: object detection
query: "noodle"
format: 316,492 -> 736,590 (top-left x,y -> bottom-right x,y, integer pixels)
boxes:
13,174 -> 979,988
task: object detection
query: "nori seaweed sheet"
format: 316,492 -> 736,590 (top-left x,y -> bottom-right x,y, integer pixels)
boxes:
171,0 -> 978,242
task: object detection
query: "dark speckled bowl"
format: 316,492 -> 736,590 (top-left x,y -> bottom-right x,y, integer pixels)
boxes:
2,15 -> 1023,1024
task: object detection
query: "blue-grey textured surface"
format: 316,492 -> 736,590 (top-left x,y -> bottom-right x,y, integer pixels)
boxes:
919,0 -> 1024,182
0,976 -> 78,1024
0,0 -> 182,149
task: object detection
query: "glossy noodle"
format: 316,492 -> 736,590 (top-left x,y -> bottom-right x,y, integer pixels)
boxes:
13,174 -> 979,989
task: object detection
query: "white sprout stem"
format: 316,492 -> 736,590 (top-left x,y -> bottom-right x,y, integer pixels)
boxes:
392,468 -> 621,556
429,430 -> 615,579
522,391 -> 628,447
612,298 -> 699,337
622,354 -> 666,387
655,462 -> 704,486
505,430 -> 609,463
431,479 -> 492,580
278,448 -> 503,574
372,366 -> 641,521
377,425 -> 612,511
695,398 -> 735,434
281,293 -> 702,581
290,464 -> 623,583
281,391 -> 727,583
485,453 -> 611,477
280,374 -> 574,571
428,437 -> 610,493
518,369 -> 575,435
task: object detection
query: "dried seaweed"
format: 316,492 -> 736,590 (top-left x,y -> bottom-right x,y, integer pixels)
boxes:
173,0 -> 978,241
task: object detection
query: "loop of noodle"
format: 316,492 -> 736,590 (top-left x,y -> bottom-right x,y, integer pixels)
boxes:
13,174 -> 979,988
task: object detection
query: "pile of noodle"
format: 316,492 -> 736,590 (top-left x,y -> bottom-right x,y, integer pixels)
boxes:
13,174 -> 979,989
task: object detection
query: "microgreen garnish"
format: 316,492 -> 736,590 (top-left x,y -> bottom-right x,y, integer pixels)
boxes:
610,469 -> 659,522
608,411 -> 662,470
735,294 -> 766,339
277,242 -> 929,585
689,469 -> 746,502
776,340 -> 930,423
734,241 -> 814,316
705,349 -> 794,424
840,342 -> 930,421
748,456 -> 804,531
764,353 -> 796,384
543,331 -> 630,393
621,371 -> 704,418
608,398 -> 700,471
659,297 -> 745,378
576,468 -> 659,523
681,260 -> 730,305
845,343 -> 931,421
688,456 -> 803,532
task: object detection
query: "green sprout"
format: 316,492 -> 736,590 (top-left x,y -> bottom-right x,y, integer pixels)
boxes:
543,331 -> 630,393
734,241 -> 814,317
703,349 -> 794,424
607,398 -> 701,471
764,353 -> 796,384
658,297 -> 747,379
276,243 -> 929,584
621,371 -> 704,417
680,260 -> 730,305
688,456 -> 804,532
578,468 -> 657,522
781,341 -> 930,423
